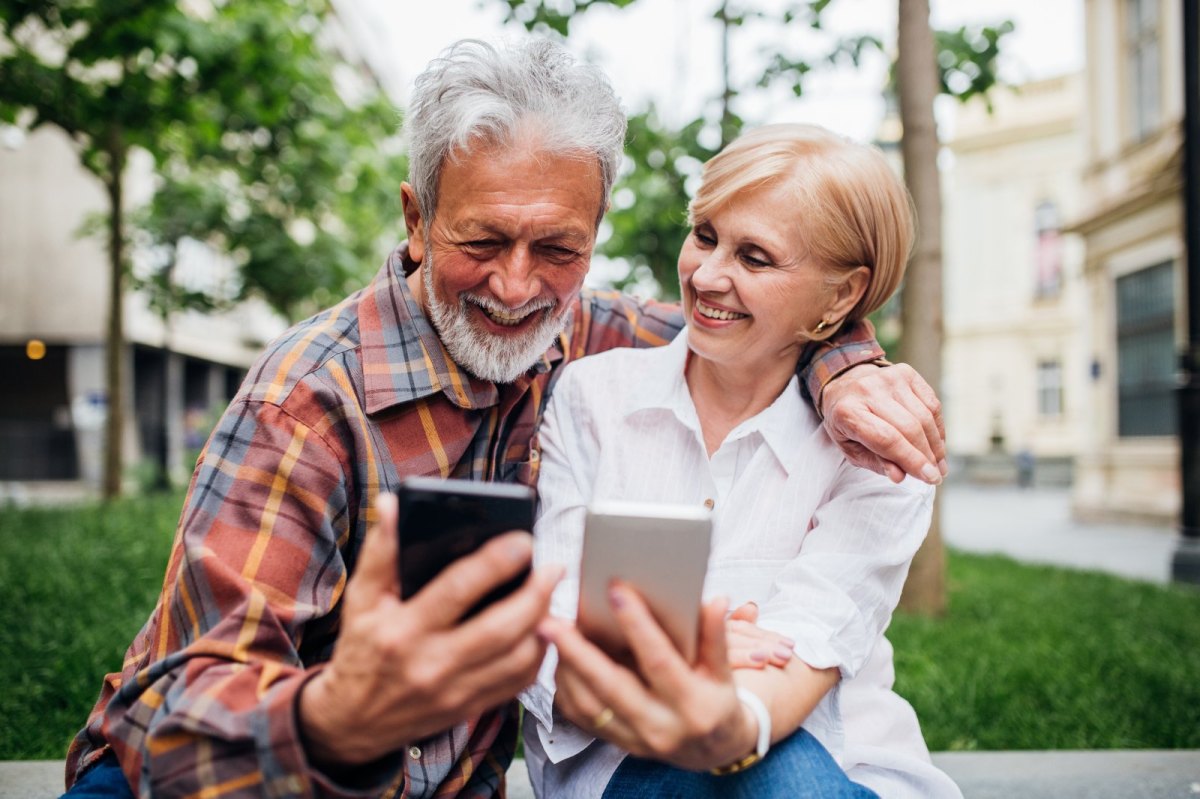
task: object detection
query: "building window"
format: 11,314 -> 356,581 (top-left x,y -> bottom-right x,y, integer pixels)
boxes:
1034,201 -> 1063,299
1037,360 -> 1063,418
1126,0 -> 1162,141
1115,260 -> 1176,436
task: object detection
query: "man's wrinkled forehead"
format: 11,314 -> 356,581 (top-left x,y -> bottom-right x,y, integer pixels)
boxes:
435,131 -> 608,229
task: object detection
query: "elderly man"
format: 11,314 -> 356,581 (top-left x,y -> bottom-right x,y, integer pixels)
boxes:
64,39 -> 944,798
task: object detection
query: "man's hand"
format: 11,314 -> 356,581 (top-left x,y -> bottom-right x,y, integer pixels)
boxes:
299,493 -> 562,768
821,362 -> 947,484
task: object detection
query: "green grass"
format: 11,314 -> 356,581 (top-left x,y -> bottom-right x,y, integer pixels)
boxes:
1,496 -> 1198,759
890,553 -> 1200,751
0,493 -> 181,759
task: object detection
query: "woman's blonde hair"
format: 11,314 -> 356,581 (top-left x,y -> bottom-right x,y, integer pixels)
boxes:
689,123 -> 914,329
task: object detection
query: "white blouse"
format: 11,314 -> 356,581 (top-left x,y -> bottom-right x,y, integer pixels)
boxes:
520,330 -> 961,799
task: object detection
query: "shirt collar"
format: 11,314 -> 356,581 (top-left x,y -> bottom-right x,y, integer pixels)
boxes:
625,328 -> 814,476
358,243 -> 563,414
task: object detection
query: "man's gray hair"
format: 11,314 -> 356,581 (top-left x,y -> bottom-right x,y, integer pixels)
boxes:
406,38 -> 627,227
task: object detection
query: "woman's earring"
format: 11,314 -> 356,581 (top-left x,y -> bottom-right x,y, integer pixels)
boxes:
814,319 -> 829,335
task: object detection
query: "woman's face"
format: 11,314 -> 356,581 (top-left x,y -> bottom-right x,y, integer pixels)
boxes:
678,182 -> 841,372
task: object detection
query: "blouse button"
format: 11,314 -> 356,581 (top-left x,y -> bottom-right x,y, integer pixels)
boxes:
408,746 -> 422,760
703,498 -> 715,510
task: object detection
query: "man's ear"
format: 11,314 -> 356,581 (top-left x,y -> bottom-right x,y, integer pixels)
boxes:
828,266 -> 871,323
400,182 -> 426,264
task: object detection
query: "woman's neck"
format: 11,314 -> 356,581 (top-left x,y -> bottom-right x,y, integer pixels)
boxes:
685,353 -> 799,457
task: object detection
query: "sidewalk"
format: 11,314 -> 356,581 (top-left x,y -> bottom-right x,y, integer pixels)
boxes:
941,484 -> 1177,583
5,752 -> 1198,798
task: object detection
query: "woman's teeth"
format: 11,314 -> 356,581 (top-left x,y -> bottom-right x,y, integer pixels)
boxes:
697,301 -> 748,321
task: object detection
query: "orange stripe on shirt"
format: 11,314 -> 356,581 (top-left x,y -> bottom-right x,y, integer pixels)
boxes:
263,307 -> 346,405
416,399 -> 451,477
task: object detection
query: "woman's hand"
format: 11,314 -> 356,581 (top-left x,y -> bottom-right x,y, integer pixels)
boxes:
724,601 -> 794,670
539,584 -> 758,772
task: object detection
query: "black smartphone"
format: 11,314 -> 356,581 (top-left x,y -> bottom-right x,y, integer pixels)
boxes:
395,477 -> 536,616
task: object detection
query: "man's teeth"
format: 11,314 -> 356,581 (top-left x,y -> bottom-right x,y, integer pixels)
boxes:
697,301 -> 748,321
483,307 -> 530,326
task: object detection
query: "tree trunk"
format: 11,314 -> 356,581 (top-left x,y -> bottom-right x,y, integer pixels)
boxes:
896,0 -> 946,615
717,0 -> 736,148
103,133 -> 126,500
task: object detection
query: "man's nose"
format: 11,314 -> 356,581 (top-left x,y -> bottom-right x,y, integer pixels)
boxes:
488,246 -> 543,309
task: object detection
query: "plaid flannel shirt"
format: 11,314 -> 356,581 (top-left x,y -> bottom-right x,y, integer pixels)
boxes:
65,243 -> 883,798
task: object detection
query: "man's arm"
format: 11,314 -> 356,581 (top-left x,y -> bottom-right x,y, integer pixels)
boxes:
571,293 -> 946,484
69,397 -> 558,797
800,318 -> 946,484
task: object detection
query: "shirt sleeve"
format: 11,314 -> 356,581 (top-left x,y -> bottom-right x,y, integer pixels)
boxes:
755,469 -> 934,680
517,365 -> 599,763
73,397 -> 404,798
798,317 -> 887,413
568,289 -> 684,359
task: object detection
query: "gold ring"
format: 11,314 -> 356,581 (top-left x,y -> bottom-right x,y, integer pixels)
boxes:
591,707 -> 615,730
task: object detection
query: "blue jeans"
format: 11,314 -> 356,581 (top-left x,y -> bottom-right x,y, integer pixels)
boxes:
601,729 -> 879,799
61,753 -> 135,799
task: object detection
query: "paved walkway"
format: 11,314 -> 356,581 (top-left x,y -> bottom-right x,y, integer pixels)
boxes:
941,484 -> 1178,583
6,752 -> 1199,798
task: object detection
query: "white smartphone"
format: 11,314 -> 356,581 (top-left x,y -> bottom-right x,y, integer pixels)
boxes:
577,500 -> 712,662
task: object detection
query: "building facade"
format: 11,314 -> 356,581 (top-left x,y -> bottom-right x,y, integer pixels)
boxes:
0,0 -> 396,501
942,73 -> 1090,486
0,124 -> 287,500
1071,0 -> 1184,523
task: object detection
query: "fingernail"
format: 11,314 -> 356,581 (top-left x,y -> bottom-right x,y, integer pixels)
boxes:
608,585 -> 626,610
938,459 -> 949,476
775,646 -> 794,660
750,650 -> 767,663
921,463 -> 941,483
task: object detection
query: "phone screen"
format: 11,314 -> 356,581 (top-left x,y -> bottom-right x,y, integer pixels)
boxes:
395,477 -> 535,616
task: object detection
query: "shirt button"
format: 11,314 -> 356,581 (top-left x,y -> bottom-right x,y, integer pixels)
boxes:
703,498 -> 715,510
409,746 -> 422,759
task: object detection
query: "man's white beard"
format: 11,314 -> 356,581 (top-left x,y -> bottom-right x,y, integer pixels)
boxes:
423,252 -> 568,384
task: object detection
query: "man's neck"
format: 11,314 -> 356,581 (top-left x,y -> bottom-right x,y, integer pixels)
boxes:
406,267 -> 428,317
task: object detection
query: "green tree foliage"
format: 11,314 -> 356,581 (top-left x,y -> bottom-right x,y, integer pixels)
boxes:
0,0 -> 402,495
492,0 -> 1012,298
135,4 -> 405,319
602,110 -> 720,300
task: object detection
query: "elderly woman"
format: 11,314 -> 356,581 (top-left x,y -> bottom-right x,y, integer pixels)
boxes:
522,124 -> 961,798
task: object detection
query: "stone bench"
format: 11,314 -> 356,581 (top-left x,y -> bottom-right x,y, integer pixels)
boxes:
4,750 -> 1197,798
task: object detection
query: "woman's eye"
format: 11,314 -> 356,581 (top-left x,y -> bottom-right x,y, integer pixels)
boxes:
740,251 -> 772,268
693,228 -> 716,246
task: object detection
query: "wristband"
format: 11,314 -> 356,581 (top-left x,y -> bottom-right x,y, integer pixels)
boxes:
709,687 -> 771,775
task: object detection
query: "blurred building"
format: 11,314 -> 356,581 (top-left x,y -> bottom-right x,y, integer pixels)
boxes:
0,127 -> 288,501
1070,0 -> 1184,523
0,0 -> 395,502
942,73 -> 1089,486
